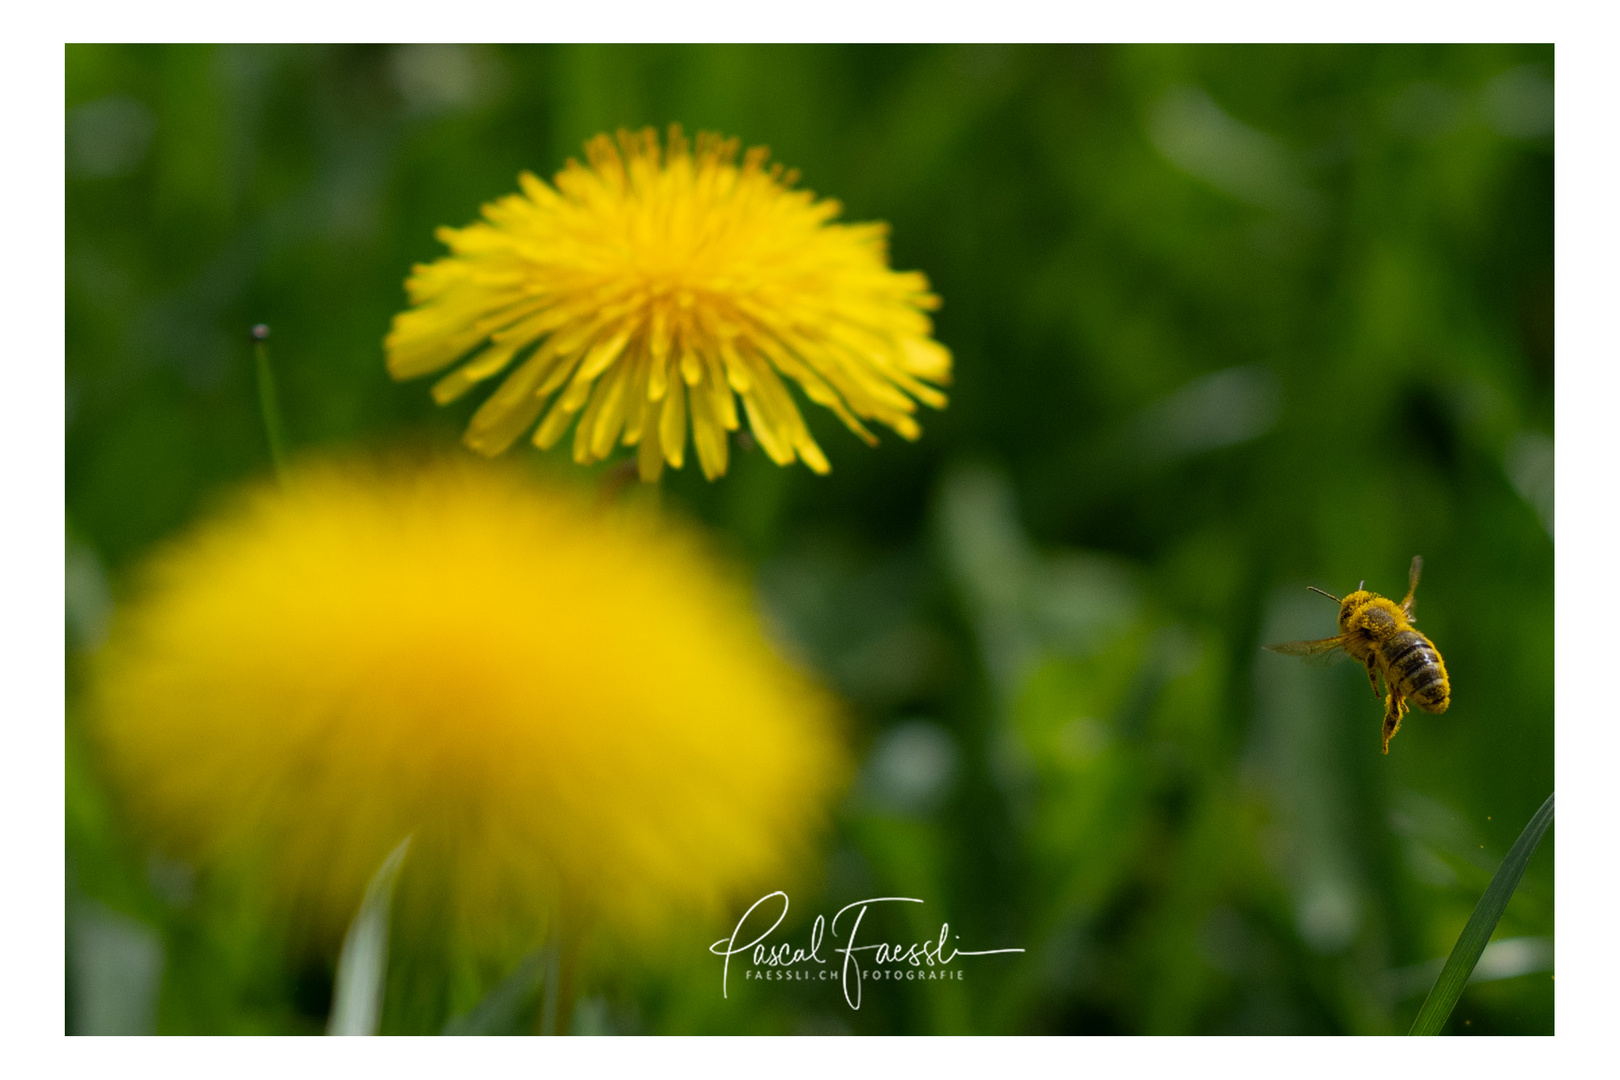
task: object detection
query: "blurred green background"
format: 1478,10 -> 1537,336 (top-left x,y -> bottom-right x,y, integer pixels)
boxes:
65,44 -> 1554,1035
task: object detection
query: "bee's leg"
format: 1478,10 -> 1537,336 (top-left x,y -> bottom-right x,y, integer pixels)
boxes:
1381,691 -> 1409,755
1365,655 -> 1383,700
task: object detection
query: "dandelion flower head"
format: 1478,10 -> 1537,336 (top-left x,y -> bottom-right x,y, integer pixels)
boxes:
386,126 -> 952,480
90,458 -> 848,952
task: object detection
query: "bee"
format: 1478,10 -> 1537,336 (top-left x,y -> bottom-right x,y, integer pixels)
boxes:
1265,556 -> 1450,754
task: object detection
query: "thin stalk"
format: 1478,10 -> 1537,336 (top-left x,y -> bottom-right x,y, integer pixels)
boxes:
552,930 -> 582,1035
252,324 -> 290,483
538,940 -> 560,1035
533,931 -> 583,1034
1408,791 -> 1554,1035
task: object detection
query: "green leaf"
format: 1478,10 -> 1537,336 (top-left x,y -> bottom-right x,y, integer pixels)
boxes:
327,837 -> 412,1036
1408,792 -> 1553,1035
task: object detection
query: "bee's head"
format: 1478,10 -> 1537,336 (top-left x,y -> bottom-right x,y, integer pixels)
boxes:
1336,590 -> 1375,629
1309,584 -> 1369,630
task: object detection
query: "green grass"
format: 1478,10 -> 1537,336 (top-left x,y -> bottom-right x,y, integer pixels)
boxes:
1408,792 -> 1555,1035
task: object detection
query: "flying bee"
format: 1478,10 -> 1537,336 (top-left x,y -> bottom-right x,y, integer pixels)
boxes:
1265,556 -> 1450,754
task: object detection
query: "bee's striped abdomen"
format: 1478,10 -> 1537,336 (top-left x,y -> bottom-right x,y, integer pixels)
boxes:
1382,629 -> 1450,714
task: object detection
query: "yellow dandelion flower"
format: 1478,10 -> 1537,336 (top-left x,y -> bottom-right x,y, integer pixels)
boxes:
89,457 -> 847,955
385,125 -> 952,481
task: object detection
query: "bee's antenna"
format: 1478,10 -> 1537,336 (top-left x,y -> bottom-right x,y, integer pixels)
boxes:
1307,586 -> 1341,604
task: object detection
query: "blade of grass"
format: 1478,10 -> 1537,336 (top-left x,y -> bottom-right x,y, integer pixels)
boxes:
327,836 -> 412,1036
442,946 -> 551,1035
252,324 -> 290,483
1408,791 -> 1553,1035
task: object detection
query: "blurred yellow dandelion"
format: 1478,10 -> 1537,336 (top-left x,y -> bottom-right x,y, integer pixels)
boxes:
90,458 -> 847,953
385,125 -> 952,480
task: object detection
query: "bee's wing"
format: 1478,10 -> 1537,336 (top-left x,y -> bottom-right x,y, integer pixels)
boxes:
1401,555 -> 1423,621
1264,636 -> 1353,666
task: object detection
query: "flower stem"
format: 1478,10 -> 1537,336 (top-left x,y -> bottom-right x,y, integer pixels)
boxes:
252,324 -> 290,483
1408,791 -> 1554,1035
